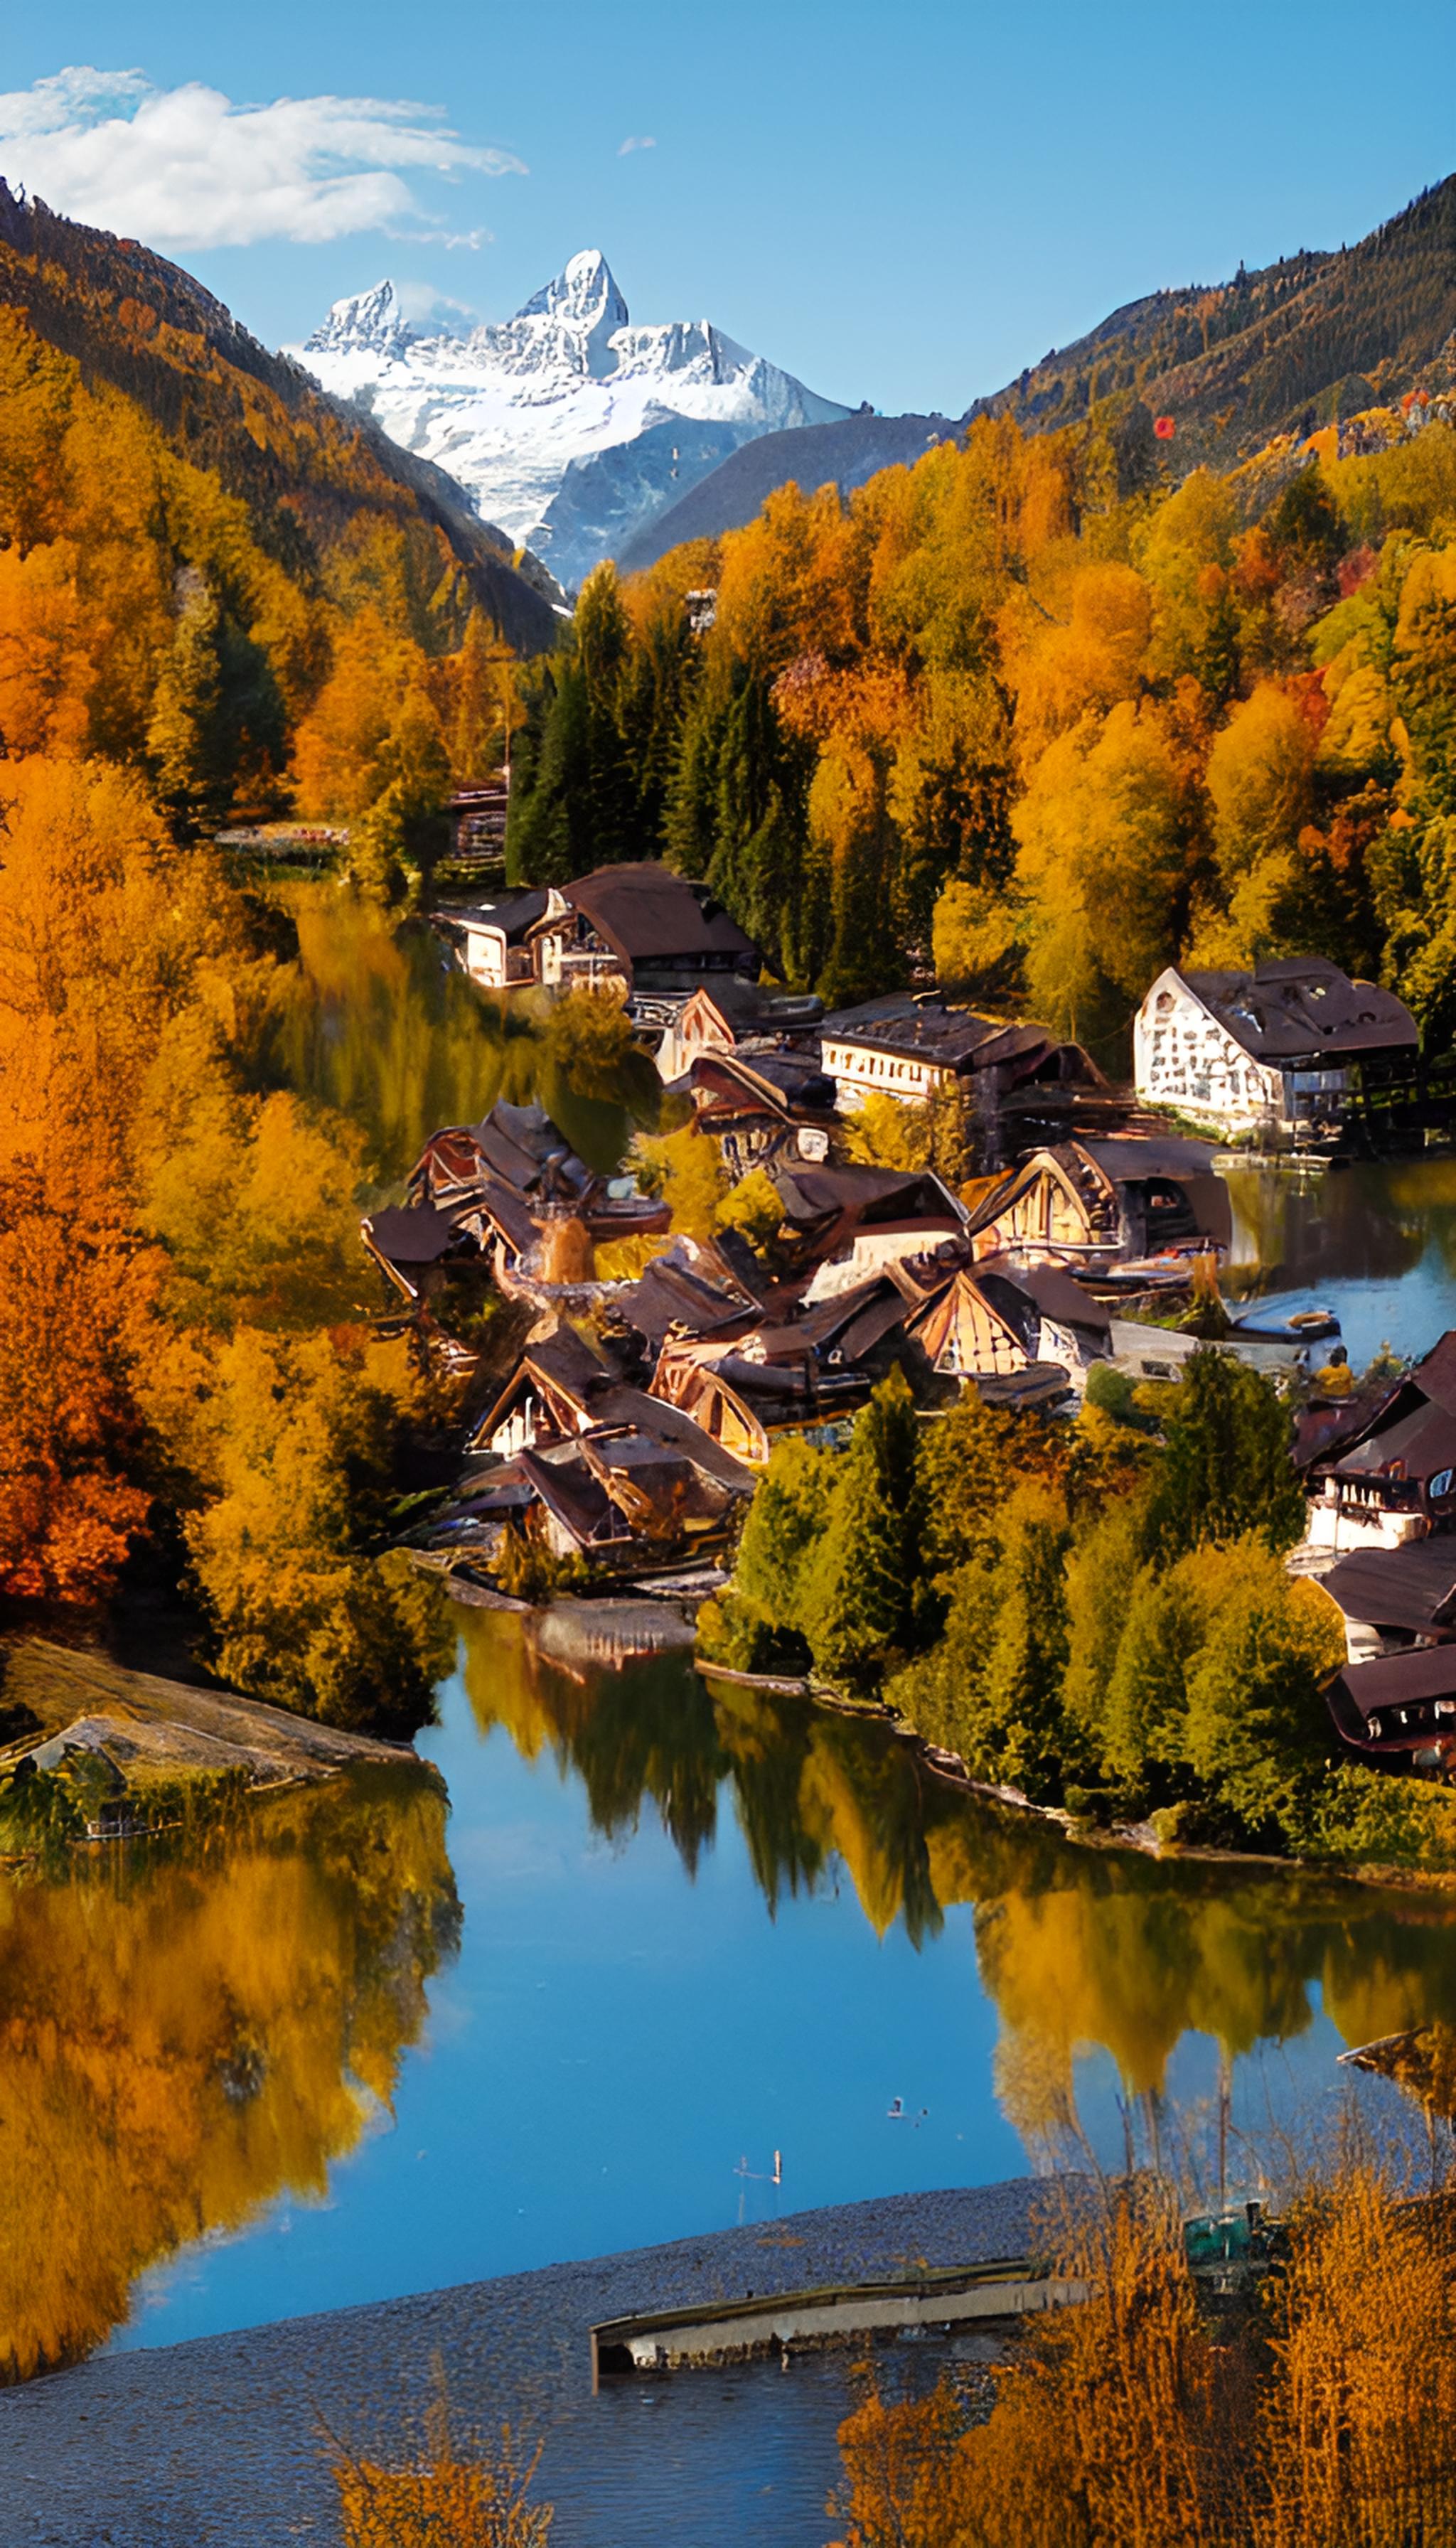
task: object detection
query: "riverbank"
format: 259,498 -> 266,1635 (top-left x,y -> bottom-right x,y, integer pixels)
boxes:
0,2181 -> 1053,2548
0,1641 -> 422,1853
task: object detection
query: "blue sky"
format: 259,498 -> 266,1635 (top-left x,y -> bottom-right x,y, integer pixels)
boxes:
3,1 -> 1455,414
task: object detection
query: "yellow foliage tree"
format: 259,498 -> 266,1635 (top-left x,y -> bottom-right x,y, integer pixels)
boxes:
1013,701 -> 1187,1041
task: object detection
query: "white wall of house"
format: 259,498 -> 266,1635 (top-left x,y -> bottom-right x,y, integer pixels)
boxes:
463,924 -> 509,988
822,1039 -> 950,1110
1305,1483 -> 1431,1553
1134,968 -> 1350,1132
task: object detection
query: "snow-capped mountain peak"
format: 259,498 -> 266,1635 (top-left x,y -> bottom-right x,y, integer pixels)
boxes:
306,278 -> 414,360
292,251 -> 850,591
518,247 -> 628,335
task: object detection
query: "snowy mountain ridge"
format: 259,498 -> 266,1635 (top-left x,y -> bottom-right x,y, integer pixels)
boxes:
295,250 -> 851,591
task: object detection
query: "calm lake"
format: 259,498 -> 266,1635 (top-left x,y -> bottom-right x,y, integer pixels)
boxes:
9,892 -> 1456,2520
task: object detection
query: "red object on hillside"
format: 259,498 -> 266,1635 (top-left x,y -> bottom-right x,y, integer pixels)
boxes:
1153,415 -> 1176,440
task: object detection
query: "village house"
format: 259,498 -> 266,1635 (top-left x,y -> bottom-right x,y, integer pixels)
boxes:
965,1137 -> 1232,1273
769,1162 -> 970,1300
675,1047 -> 838,1177
434,1400 -> 755,1573
651,978 -> 824,1082
439,888 -> 562,990
1323,1645 -> 1456,1778
407,1101 -> 670,1250
1307,1332 -> 1456,1552
818,993 -> 1103,1154
525,864 -> 760,1002
1133,960 -> 1418,1138
1321,1535 -> 1456,1662
970,1256 -> 1113,1386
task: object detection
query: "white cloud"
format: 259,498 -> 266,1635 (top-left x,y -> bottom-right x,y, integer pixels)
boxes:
391,280 -> 481,328
617,134 -> 656,156
0,65 -> 526,251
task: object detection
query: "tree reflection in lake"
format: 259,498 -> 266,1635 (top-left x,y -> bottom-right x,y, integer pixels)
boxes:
257,882 -> 658,1185
0,1765 -> 457,2382
464,1609 -> 1456,2167
1223,1158 -> 1456,1363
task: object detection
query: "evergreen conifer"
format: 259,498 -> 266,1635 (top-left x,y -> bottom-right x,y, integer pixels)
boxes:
808,1367 -> 927,1684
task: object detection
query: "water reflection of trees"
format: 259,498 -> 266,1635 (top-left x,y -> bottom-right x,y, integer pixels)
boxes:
1223,1161 -> 1456,1292
259,885 -> 657,1183
463,1612 -> 1456,2148
0,1767 -> 457,2382
461,1614 -> 942,1939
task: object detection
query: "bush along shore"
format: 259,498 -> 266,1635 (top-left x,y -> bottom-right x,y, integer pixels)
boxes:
698,1350 -> 1456,1883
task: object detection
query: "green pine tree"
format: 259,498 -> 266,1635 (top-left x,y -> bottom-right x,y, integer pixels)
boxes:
808,1367 -> 928,1686
1144,1348 -> 1306,1564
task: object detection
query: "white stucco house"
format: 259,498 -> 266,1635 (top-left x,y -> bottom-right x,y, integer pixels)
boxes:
1133,960 -> 1418,1137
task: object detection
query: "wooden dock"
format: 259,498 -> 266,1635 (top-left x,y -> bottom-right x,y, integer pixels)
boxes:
589,2254 -> 1083,2385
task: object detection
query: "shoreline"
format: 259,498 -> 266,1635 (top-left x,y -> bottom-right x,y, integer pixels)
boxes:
700,1658 -> 1456,1897
0,2180 -> 1056,2548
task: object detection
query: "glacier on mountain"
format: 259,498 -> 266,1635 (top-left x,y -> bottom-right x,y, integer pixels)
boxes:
295,250 -> 851,592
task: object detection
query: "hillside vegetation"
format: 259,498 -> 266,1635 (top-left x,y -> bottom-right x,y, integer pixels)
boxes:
0,202 -> 583,1723
510,393 -> 1456,1054
971,176 -> 1456,471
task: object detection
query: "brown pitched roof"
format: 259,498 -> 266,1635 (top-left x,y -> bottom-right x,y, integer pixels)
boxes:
363,1204 -> 462,1267
1326,1647 -> 1456,1755
1322,1538 -> 1456,1634
561,864 -> 758,970
614,1255 -> 756,1344
1177,960 -> 1418,1065
586,1388 -> 756,1494
974,1253 -> 1113,1338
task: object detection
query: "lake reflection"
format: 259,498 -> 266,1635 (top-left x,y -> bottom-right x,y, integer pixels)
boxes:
0,1767 -> 456,2381
259,882 -> 656,1184
1225,1157 -> 1456,1364
9,1622 -> 1456,2372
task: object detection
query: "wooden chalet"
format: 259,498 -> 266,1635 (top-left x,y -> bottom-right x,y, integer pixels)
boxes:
907,1266 -> 1062,1393
771,1164 -> 970,1298
966,1138 -> 1231,1272
469,1320 -> 621,1457
406,1101 -> 671,1253
438,888 -> 558,990
652,978 -> 824,1082
819,995 -> 1101,1135
678,1048 -> 838,1177
1308,1334 -> 1456,1553
1324,1645 -> 1456,1777
971,1256 -> 1113,1382
429,1391 -> 754,1570
527,864 -> 759,1000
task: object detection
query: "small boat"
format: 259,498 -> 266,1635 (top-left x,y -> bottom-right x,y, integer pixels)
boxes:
1229,1305 -> 1341,1344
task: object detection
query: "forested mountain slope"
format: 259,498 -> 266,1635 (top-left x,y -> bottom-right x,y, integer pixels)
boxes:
0,180 -> 557,655
615,410 -> 958,573
970,177 -> 1456,470
512,396 -> 1456,1064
